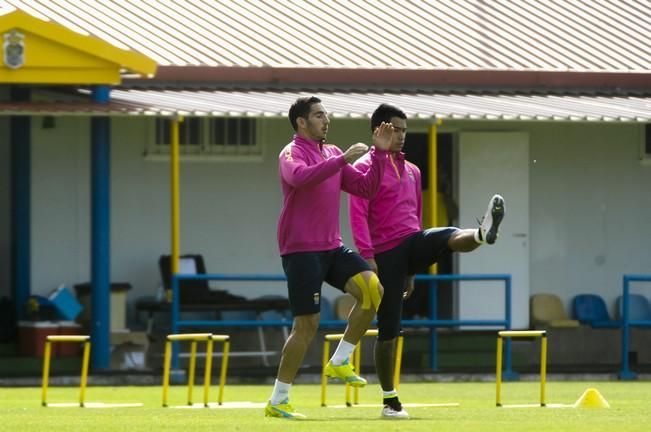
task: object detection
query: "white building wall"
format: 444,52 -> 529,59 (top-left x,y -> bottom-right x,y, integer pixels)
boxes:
110,116 -> 292,303
23,115 -> 651,326
31,116 -> 90,295
444,120 -> 651,320
527,122 -> 650,320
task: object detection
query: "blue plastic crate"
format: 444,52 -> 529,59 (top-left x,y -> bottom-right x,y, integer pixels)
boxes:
48,285 -> 83,321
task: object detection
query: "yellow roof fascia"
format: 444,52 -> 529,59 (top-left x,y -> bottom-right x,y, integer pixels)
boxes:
0,10 -> 156,84
0,68 -> 122,84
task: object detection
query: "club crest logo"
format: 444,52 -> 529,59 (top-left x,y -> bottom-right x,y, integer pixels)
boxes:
3,30 -> 25,69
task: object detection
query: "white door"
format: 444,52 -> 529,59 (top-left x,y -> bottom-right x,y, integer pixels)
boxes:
458,132 -> 529,329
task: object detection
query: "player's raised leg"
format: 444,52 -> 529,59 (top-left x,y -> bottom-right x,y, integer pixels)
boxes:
325,270 -> 383,387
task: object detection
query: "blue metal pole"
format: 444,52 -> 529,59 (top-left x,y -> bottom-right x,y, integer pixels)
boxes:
90,86 -> 111,369
501,275 -> 518,380
10,87 -> 31,320
620,276 -> 635,379
504,275 -> 513,376
429,280 -> 438,370
171,274 -> 180,369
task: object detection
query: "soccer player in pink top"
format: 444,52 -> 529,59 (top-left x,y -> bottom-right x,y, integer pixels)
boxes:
349,104 -> 505,419
266,96 -> 394,419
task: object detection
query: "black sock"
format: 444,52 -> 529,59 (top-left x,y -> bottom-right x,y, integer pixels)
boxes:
383,396 -> 402,411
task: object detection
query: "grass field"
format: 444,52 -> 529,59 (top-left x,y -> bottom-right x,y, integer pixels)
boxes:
1,381 -> 650,432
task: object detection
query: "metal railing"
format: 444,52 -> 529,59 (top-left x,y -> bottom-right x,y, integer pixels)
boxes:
410,274 -> 513,373
169,273 -> 513,373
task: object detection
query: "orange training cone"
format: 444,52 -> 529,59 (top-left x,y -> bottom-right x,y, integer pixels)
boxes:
573,388 -> 610,408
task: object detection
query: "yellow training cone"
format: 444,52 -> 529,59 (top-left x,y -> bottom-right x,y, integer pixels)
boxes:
573,388 -> 610,408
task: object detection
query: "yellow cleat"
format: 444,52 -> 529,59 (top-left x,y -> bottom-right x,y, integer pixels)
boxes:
264,399 -> 306,419
325,359 -> 367,387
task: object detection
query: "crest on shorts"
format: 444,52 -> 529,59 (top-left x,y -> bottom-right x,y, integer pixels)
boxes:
313,292 -> 320,305
3,30 -> 25,70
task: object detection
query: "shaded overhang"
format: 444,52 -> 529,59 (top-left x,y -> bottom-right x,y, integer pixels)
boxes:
142,66 -> 651,91
1,88 -> 649,123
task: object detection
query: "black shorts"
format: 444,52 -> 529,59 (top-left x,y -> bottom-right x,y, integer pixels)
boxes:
374,227 -> 458,340
281,246 -> 371,316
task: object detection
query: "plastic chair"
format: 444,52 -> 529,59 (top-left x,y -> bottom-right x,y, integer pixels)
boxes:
572,294 -> 620,328
159,254 -> 211,302
530,294 -> 580,328
616,294 -> 651,321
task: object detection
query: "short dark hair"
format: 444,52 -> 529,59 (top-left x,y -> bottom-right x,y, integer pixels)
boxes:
371,103 -> 407,132
289,96 -> 322,131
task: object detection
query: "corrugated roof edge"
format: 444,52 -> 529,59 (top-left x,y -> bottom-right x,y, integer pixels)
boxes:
124,66 -> 651,91
115,84 -> 651,97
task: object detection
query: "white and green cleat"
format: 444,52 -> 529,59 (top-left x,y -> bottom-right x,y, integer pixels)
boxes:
478,194 -> 505,245
324,359 -> 367,387
264,399 -> 306,419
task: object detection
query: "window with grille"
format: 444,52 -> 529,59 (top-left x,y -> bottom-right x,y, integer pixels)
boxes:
147,117 -> 260,158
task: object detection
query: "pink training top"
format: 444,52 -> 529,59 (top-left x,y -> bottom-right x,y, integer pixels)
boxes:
349,151 -> 422,259
277,134 -> 387,255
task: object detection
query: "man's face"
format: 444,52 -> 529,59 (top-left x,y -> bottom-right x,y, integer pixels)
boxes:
301,103 -> 330,142
388,116 -> 407,153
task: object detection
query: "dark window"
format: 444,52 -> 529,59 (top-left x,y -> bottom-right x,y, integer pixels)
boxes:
646,124 -> 651,155
151,117 -> 259,156
239,118 -> 254,146
403,132 -> 454,191
155,118 -> 200,146
155,118 -> 170,145
210,118 -> 256,147
226,118 -> 238,145
182,118 -> 201,146
211,118 -> 226,145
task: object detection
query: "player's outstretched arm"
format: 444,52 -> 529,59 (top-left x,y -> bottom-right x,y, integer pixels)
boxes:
372,122 -> 394,151
343,143 -> 369,164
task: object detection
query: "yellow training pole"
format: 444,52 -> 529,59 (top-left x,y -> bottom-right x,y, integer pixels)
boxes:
169,116 -> 182,301
167,333 -> 213,341
187,341 -> 197,405
321,339 -> 330,406
427,121 -> 440,272
162,334 -> 228,408
163,334 -> 213,407
79,340 -> 91,407
203,338 -> 214,407
322,330 -> 384,407
162,340 -> 172,407
41,340 -> 53,407
41,336 -> 91,407
495,330 -> 547,407
499,330 -> 546,337
496,335 -> 503,407
217,338 -> 230,405
394,335 -> 404,389
350,343 -> 362,406
540,334 -> 547,407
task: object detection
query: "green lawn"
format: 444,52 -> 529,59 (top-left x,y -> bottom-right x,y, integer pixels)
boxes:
0,381 -> 649,432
